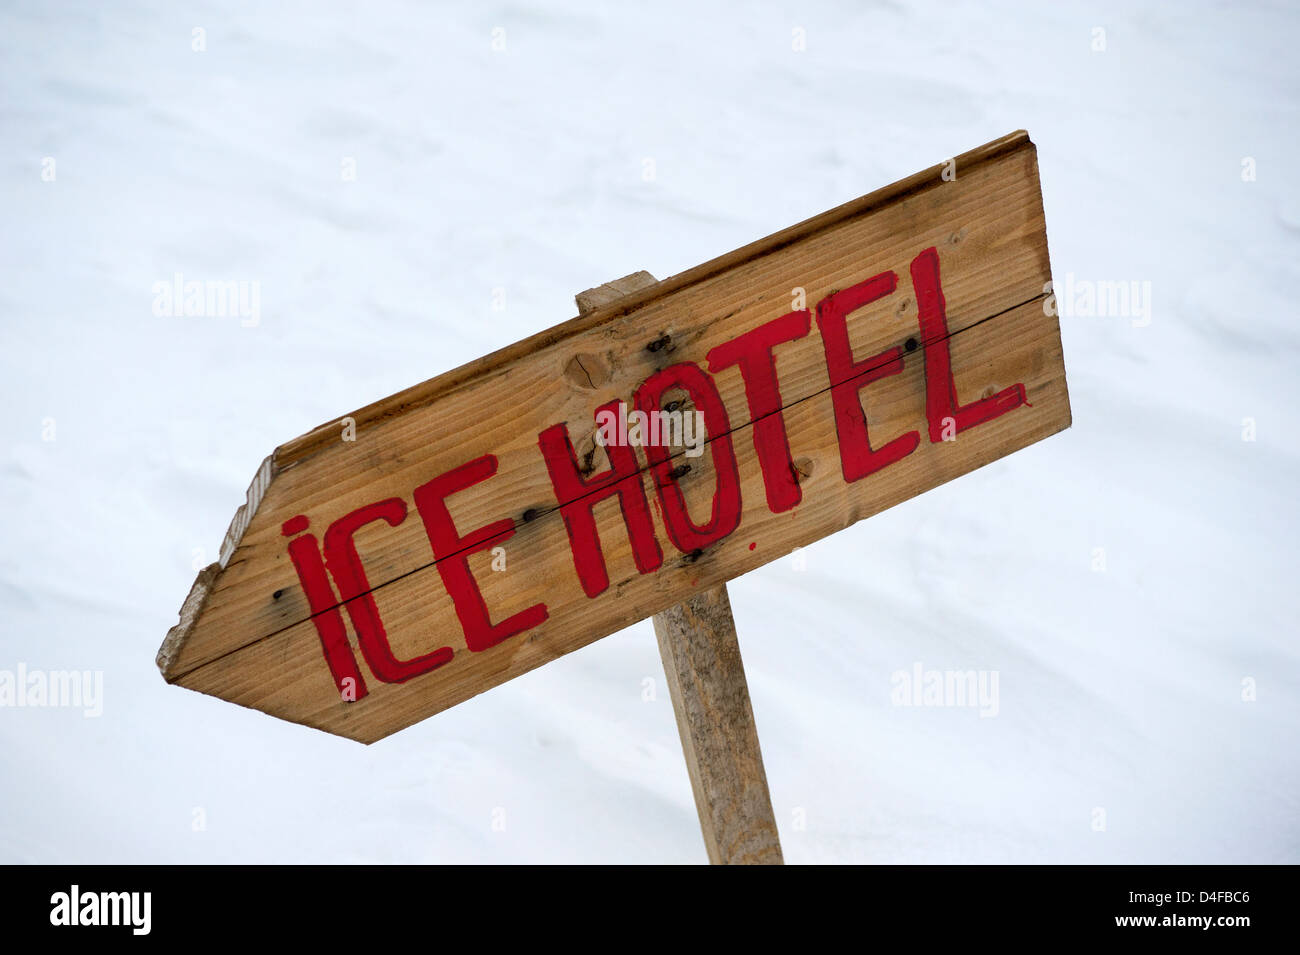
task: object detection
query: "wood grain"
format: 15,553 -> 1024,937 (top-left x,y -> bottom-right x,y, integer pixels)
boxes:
163,132 -> 1050,680
159,131 -> 1070,744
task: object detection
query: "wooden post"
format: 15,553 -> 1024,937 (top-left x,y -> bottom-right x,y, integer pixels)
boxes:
576,273 -> 784,865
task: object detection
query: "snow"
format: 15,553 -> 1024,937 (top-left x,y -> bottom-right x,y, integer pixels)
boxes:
1,0 -> 1296,863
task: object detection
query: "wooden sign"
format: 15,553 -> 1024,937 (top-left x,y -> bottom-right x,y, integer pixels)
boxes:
158,130 -> 1070,744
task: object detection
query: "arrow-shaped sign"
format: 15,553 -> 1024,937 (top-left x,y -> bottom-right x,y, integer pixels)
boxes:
159,130 -> 1070,745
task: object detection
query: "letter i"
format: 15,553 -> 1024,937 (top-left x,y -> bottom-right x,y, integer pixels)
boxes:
282,515 -> 369,701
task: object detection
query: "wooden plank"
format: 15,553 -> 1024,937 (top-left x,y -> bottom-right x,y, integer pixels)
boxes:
161,133 -> 1049,678
159,131 -> 1070,743
581,271 -> 782,865
168,296 -> 1068,741
574,270 -> 659,316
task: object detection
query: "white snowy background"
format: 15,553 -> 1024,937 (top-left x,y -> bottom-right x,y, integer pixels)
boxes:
2,0 -> 1296,863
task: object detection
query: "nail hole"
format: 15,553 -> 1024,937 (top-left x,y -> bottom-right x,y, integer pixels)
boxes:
905,337 -> 919,352
669,464 -> 691,479
647,334 -> 671,353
